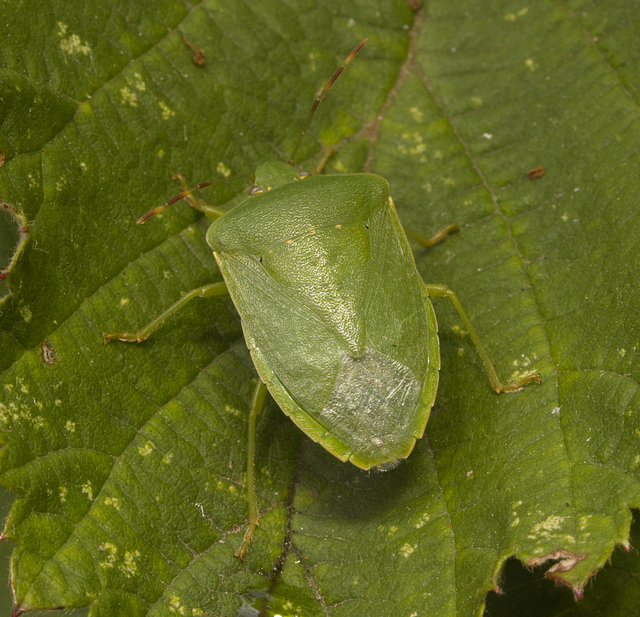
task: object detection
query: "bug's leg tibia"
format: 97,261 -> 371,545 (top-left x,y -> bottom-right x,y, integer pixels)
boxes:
404,223 -> 459,249
236,380 -> 268,559
101,282 -> 229,344
424,283 -> 541,393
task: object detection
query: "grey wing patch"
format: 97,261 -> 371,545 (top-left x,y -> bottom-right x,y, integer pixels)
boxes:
318,346 -> 421,462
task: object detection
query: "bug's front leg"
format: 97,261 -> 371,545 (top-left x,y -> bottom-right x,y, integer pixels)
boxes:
102,282 -> 229,343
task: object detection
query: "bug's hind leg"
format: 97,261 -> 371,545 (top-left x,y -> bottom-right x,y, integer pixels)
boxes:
236,380 -> 268,559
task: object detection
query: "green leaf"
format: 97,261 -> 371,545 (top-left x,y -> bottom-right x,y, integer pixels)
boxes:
1,1 -> 639,616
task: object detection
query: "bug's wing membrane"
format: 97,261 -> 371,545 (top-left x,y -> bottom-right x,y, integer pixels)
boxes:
312,199 -> 439,468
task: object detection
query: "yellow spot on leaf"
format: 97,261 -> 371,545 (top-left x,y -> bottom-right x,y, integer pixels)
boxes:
216,162 -> 232,177
139,441 -> 154,456
104,496 -> 121,510
159,101 -> 175,120
133,73 -> 146,91
121,550 -> 140,578
19,306 -> 32,323
400,543 -> 416,557
57,22 -> 91,56
409,106 -> 423,122
120,87 -> 138,107
82,481 -> 94,500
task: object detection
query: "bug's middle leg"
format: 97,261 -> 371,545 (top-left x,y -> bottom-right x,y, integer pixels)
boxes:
404,223 -> 459,249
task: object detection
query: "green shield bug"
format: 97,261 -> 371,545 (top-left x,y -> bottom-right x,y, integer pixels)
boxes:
103,39 -> 540,558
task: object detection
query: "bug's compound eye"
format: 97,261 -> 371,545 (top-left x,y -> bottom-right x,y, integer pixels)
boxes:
298,170 -> 311,179
249,185 -> 264,195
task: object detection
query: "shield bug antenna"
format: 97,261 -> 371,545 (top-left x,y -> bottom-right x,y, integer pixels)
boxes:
136,173 -> 252,224
137,39 -> 367,225
288,38 -> 368,167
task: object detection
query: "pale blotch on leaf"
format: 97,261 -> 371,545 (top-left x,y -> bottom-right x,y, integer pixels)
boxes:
225,404 -> 241,417
59,487 -> 67,503
162,452 -> 173,465
504,7 -> 528,21
99,542 -> 118,569
139,440 -> 154,456
169,596 -> 184,613
452,324 -> 467,337
55,399 -> 62,406
471,96 -> 483,106
525,58 -> 539,71
527,514 -> 565,540
444,177 -> 455,187
387,525 -> 398,537
57,22 -> 91,56
65,420 -> 76,432
82,481 -> 94,500
80,162 -> 87,172
400,543 -> 416,558
157,149 -> 165,158
409,106 -> 423,123
104,496 -> 121,510
216,162 -> 232,178
579,514 -> 593,532
122,550 -> 141,578
159,101 -> 175,120
119,297 -> 129,306
120,87 -> 138,107
133,73 -> 146,92
618,348 -> 626,357
19,305 -> 32,323
308,51 -> 318,72
415,512 -> 430,529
